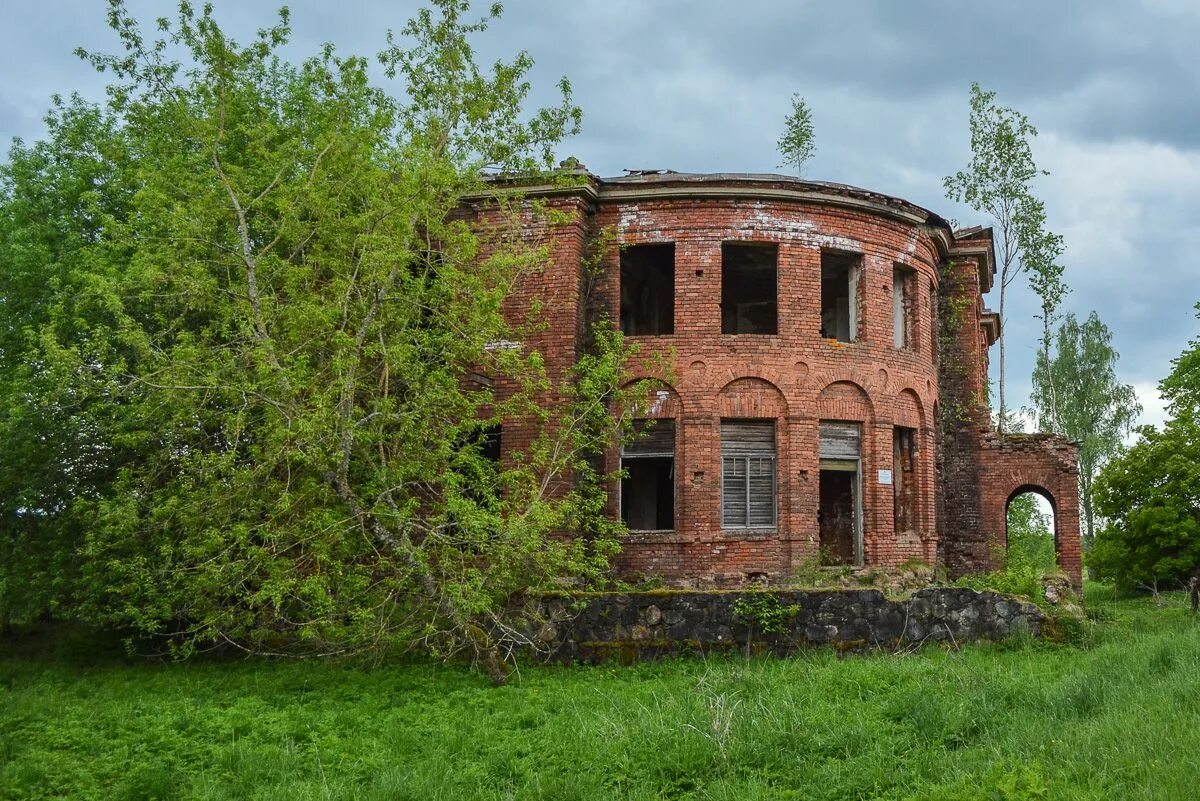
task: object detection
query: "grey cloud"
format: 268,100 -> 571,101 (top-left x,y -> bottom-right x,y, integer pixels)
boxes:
3,0 -> 1198,426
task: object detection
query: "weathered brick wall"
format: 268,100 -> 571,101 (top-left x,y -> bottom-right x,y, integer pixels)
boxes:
978,433 -> 1083,588
468,195 -> 591,483
467,175 -> 1082,590
937,256 -> 993,577
592,196 -> 944,584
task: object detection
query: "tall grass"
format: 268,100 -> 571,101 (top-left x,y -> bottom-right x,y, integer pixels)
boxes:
1,585 -> 1198,800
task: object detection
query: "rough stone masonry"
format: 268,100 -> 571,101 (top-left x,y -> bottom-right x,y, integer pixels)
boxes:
536,588 -> 1045,663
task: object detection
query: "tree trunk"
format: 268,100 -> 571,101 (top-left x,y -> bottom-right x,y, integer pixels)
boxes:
998,280 -> 1007,431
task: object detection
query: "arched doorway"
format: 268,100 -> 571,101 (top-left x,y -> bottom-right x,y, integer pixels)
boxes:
1005,485 -> 1057,572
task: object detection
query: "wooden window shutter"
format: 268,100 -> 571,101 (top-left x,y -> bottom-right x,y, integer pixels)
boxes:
624,419 -> 675,458
819,421 -> 861,460
721,420 -> 776,528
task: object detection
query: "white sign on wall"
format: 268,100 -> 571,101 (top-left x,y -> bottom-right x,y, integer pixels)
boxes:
878,469 -> 893,485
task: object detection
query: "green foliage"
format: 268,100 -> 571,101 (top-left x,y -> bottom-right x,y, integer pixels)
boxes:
1030,311 -> 1141,549
731,593 -> 799,634
954,562 -> 1046,607
0,1 -> 633,679
945,83 -> 1064,430
1091,416 -> 1200,590
1005,493 -> 1056,573
776,94 -> 815,177
2,589 -> 1199,799
1092,304 -> 1200,591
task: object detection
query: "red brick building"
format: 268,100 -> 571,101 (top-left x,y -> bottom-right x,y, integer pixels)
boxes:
480,170 -> 1082,588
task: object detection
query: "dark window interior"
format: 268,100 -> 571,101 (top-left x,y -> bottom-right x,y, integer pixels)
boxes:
480,424 -> 502,463
620,243 -> 675,336
721,243 -> 778,334
622,419 -> 675,531
821,252 -> 859,341
621,458 -> 675,530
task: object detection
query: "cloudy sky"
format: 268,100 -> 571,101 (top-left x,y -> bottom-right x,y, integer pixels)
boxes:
3,0 -> 1197,431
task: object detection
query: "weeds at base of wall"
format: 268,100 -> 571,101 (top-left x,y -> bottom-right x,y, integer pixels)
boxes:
730,594 -> 800,635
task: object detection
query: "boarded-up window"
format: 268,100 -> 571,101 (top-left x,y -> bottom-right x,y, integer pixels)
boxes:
819,421 -> 861,460
721,420 -> 776,528
821,252 -> 860,342
721,243 -> 778,334
621,420 -> 675,531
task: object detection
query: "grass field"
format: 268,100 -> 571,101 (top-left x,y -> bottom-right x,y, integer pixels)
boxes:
2,585 -> 1199,800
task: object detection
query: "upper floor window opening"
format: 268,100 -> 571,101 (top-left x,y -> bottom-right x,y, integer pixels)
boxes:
620,243 -> 675,336
821,251 -> 860,342
721,242 -> 778,335
893,265 -> 916,350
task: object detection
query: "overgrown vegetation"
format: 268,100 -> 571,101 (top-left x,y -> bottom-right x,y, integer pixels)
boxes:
1029,311 -> 1141,554
0,1 -> 638,681
1092,303 -> 1200,591
2,587 -> 1197,800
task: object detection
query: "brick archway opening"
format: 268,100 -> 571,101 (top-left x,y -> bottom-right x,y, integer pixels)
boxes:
1004,485 -> 1058,574
978,434 -> 1082,589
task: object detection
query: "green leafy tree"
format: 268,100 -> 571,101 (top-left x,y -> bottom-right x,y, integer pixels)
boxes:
777,94 -> 815,177
945,83 -> 1065,431
1030,312 -> 1141,553
1092,305 -> 1200,590
0,0 -> 635,681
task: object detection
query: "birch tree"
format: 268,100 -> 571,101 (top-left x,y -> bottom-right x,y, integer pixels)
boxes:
1031,312 -> 1140,552
945,83 -> 1064,431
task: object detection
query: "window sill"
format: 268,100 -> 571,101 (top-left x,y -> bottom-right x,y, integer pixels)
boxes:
720,527 -> 778,536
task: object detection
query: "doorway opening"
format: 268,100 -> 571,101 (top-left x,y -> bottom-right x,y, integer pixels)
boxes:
1005,487 -> 1056,572
819,463 -> 860,564
818,421 -> 863,565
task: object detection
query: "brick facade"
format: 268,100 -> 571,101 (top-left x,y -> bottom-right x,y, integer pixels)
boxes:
477,171 -> 1082,589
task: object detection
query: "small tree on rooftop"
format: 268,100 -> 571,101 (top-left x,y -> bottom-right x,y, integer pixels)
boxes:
777,94 -> 815,177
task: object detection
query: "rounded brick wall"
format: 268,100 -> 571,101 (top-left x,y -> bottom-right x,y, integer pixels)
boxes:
594,194 -> 942,584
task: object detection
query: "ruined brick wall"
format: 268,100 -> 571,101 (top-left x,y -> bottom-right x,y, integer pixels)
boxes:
469,175 -> 1081,590
978,433 -> 1083,589
591,194 -> 943,584
937,256 -> 993,577
468,194 -> 592,482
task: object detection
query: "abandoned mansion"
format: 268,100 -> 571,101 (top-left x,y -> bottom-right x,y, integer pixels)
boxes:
476,170 -> 1082,588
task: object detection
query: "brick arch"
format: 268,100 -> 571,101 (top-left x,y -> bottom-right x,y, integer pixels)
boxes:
712,365 -> 787,392
894,388 -> 925,430
817,379 -> 874,422
717,376 -> 788,418
621,377 -> 681,419
979,434 -> 1082,589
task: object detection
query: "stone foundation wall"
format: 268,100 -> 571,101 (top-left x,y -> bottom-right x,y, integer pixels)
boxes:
537,587 -> 1043,663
